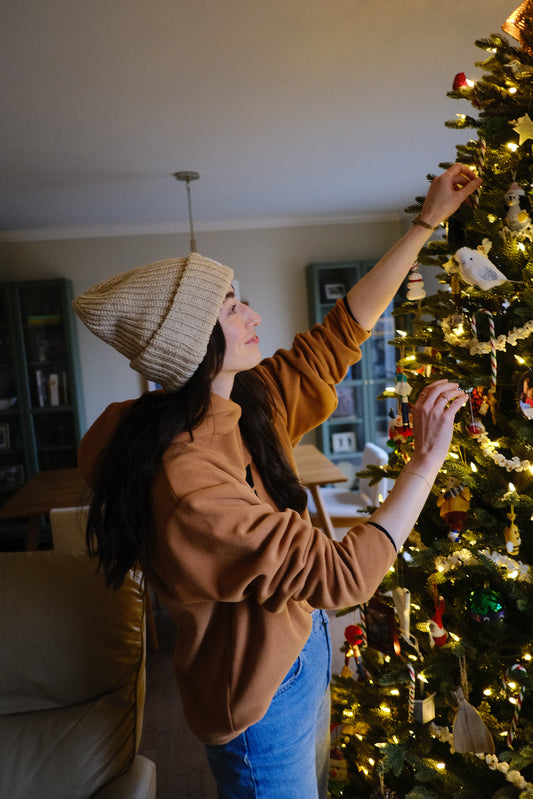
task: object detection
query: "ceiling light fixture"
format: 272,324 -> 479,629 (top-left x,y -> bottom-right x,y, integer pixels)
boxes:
174,170 -> 200,252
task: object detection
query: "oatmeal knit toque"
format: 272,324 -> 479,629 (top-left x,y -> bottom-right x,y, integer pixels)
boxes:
72,252 -> 234,390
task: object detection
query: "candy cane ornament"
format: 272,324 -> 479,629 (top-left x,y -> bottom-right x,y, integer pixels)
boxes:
504,663 -> 527,747
471,309 -> 497,389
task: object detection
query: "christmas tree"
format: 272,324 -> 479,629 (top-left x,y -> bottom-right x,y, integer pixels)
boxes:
330,4 -> 533,798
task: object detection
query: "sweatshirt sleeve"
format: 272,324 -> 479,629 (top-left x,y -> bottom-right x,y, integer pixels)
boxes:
151,448 -> 396,613
256,298 -> 371,444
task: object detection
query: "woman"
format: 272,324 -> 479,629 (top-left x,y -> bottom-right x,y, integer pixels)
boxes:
73,163 -> 480,799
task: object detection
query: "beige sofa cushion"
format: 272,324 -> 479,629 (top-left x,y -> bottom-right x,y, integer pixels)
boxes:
0,550 -> 146,799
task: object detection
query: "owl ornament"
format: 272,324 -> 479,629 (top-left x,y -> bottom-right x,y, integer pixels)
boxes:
452,246 -> 508,291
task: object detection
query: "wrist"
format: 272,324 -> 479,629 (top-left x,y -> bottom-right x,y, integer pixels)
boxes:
412,214 -> 441,231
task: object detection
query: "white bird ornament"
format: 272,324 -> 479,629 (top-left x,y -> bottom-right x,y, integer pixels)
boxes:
453,246 -> 508,291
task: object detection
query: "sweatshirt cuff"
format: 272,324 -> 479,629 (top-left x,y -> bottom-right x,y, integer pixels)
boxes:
367,521 -> 397,553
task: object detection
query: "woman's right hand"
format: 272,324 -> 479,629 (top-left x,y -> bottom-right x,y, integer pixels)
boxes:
418,163 -> 481,229
410,379 -> 468,473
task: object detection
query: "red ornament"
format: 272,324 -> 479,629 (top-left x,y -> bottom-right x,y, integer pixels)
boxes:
429,596 -> 448,648
466,419 -> 483,438
344,624 -> 364,646
453,72 -> 468,89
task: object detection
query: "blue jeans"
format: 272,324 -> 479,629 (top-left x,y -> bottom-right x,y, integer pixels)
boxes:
205,609 -> 332,799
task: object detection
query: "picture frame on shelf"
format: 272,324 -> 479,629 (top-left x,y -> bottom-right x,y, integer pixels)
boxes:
331,431 -> 356,454
323,282 -> 346,301
0,463 -> 24,487
0,423 -> 10,450
332,386 -> 356,417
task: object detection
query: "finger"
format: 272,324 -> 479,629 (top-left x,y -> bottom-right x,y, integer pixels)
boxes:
418,381 -> 458,402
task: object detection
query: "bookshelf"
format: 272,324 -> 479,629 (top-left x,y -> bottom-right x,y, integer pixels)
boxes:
0,279 -> 85,508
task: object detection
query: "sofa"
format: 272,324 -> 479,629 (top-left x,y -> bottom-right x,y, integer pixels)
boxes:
0,549 -> 156,799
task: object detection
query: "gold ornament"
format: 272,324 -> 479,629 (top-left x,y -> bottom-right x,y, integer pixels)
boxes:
503,1 -> 533,56
513,112 -> 533,145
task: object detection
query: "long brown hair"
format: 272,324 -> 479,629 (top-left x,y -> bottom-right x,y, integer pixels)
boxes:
86,322 -> 306,588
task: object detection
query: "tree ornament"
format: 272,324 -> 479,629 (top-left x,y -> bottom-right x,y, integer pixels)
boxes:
328,747 -> 349,783
436,477 -> 471,541
341,624 -> 368,681
503,663 -> 527,747
453,71 -> 467,89
466,389 -> 483,437
370,774 -> 399,799
429,595 -> 448,647
362,594 -> 401,656
503,181 -> 532,236
452,685 -> 496,754
503,1 -> 533,56
453,246 -> 508,291
406,262 -> 426,300
504,505 -> 521,555
471,309 -> 497,393
468,587 -> 505,623
518,368 -> 533,419
394,369 -> 412,428
512,112 -> 533,146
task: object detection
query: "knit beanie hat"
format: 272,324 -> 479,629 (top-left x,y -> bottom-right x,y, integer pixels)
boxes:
72,252 -> 234,390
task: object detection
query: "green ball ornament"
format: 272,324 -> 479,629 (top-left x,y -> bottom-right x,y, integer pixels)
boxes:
468,588 -> 505,622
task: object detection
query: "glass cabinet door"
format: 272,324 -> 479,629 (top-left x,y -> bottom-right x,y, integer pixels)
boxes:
306,261 -> 400,482
0,286 -> 26,495
17,282 -> 80,471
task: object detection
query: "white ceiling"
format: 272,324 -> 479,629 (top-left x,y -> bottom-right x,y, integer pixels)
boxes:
0,0 -> 517,240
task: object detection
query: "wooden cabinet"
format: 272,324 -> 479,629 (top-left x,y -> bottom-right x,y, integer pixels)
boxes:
0,279 -> 85,506
306,261 -> 397,478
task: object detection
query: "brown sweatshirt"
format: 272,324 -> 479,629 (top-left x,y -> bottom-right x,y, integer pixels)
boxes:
78,298 -> 397,744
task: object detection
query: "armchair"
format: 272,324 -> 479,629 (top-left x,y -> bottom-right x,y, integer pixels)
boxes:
0,549 -> 156,799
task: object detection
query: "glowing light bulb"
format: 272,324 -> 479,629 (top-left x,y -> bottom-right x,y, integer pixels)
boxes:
518,242 -> 526,251
449,451 -> 459,459
509,86 -> 517,94
483,688 -> 492,697
524,653 -> 532,662
470,462 -> 477,472
390,689 -> 400,696
397,330 -> 407,338
508,142 -> 519,152
379,705 -> 391,714
509,570 -> 518,579
436,762 -> 446,770
515,355 -> 526,364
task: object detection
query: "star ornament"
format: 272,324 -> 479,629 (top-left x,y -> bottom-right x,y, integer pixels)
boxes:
513,113 -> 533,145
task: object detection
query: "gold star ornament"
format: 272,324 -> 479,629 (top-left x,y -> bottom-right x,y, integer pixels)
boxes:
513,113 -> 533,145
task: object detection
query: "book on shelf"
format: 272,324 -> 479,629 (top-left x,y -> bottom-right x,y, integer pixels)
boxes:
48,373 -> 59,406
35,370 -> 47,407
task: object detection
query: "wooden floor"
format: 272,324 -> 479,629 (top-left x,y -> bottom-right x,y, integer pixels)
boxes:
139,601 -> 349,799
139,604 -> 218,799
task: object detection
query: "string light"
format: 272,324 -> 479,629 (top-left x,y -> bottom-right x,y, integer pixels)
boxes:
508,142 -> 519,152
470,462 -> 478,472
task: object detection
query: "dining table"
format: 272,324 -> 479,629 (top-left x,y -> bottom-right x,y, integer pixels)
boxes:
0,467 -> 89,550
293,443 -> 347,539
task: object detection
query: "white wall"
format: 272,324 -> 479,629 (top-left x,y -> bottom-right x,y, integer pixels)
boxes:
0,217 -> 403,431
